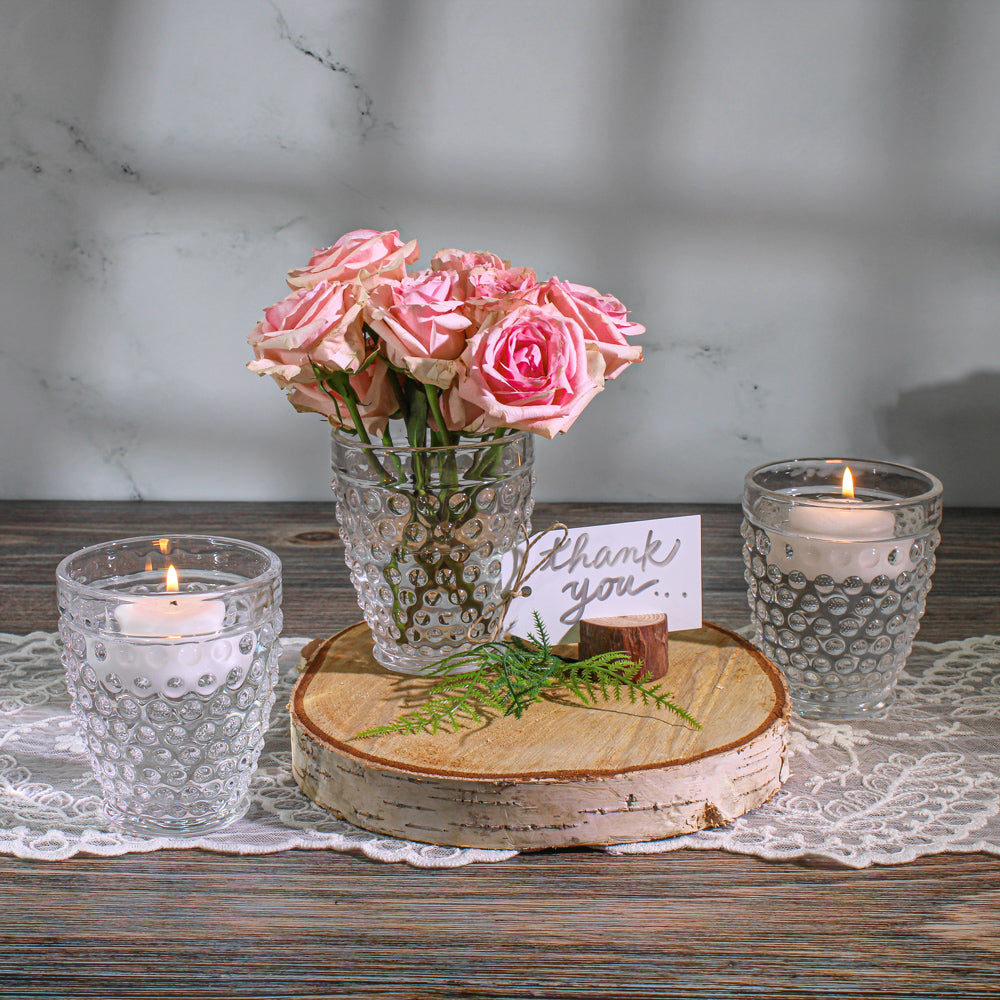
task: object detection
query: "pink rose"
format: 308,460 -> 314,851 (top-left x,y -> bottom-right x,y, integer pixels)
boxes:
286,380 -> 350,425
525,279 -> 643,380
430,248 -> 537,322
430,248 -> 507,285
462,265 -> 538,327
466,265 -> 537,302
288,356 -> 399,436
286,229 -> 419,291
439,384 -> 486,434
561,280 -> 645,339
247,280 -> 365,386
365,269 -> 472,372
454,303 -> 606,439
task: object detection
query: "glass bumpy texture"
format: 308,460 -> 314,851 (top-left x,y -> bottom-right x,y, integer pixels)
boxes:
742,520 -> 940,717
59,614 -> 283,835
332,431 -> 534,674
55,534 -> 283,837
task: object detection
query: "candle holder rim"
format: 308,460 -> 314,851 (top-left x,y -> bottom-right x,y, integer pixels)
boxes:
56,533 -> 282,605
331,427 -> 530,456
744,457 -> 943,510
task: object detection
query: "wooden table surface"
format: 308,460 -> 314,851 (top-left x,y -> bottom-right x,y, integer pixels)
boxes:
1,500 -> 998,998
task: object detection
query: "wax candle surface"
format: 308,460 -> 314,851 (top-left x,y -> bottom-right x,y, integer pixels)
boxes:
97,594 -> 247,698
786,501 -> 894,541
767,498 -> 914,583
114,595 -> 226,637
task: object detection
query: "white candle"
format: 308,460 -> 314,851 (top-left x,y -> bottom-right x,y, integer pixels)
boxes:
114,594 -> 226,637
786,502 -> 894,541
766,468 -> 914,583
86,564 -> 251,699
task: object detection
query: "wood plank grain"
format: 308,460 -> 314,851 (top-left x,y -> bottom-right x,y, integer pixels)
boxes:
3,500 -> 996,641
0,851 -> 997,997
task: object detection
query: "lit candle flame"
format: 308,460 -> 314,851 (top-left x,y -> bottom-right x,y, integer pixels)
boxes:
842,467 -> 855,500
166,564 -> 180,592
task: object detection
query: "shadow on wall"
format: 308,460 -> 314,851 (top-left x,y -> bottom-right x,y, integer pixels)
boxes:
878,371 -> 1000,507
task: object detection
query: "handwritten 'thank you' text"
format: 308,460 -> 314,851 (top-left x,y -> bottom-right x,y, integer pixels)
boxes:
540,529 -> 682,623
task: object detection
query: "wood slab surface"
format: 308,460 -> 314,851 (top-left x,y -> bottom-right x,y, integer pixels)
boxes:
290,621 -> 790,849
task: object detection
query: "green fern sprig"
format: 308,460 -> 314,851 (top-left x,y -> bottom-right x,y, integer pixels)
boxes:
352,611 -> 700,740
558,652 -> 702,728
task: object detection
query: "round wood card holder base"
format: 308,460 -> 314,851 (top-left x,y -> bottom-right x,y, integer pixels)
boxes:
290,622 -> 790,851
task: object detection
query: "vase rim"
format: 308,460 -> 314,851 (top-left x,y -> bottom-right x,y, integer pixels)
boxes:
330,428 -> 530,454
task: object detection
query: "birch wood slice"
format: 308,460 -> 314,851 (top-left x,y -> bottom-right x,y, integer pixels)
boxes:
290,622 -> 790,850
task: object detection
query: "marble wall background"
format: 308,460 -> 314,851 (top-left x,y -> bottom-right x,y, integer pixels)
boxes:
2,0 -> 998,504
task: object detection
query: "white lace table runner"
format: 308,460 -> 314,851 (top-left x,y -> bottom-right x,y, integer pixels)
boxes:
2,631 -> 998,869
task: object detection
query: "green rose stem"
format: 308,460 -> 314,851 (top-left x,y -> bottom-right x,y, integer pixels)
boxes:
386,367 -> 410,422
402,382 -> 430,494
404,382 -> 428,450
424,384 -> 460,489
423,385 -> 454,447
376,371 -> 408,480
469,428 -> 509,480
312,363 -> 390,483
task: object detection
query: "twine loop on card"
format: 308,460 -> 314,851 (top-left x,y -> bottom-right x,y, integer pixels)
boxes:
487,522 -> 569,642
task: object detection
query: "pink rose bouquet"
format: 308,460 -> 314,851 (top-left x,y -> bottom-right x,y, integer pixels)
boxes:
248,228 -> 643,444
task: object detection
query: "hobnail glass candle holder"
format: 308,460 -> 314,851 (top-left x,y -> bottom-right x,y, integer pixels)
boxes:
742,458 -> 942,719
56,535 -> 283,836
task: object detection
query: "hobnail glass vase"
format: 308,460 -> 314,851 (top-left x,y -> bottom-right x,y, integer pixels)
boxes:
331,430 -> 534,674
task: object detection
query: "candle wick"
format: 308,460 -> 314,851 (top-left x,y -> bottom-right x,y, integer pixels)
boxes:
170,599 -> 179,606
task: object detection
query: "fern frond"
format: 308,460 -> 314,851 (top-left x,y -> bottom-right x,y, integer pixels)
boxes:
557,653 -> 702,729
352,666 -> 502,739
350,615 -> 701,740
527,610 -> 550,653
